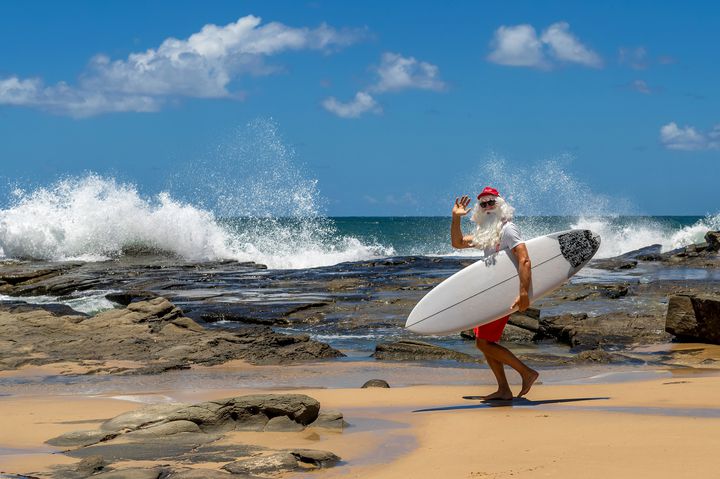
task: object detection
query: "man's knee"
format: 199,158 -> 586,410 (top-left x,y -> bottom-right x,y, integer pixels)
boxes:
475,337 -> 491,350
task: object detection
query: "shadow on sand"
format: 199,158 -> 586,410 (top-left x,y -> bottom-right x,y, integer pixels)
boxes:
412,396 -> 610,413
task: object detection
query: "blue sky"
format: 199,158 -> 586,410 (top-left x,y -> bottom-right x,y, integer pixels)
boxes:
1,0 -> 718,216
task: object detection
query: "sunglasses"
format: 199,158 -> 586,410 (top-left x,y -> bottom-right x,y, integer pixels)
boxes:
479,199 -> 496,208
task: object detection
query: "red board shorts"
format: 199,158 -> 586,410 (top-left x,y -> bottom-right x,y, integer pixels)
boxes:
473,315 -> 510,343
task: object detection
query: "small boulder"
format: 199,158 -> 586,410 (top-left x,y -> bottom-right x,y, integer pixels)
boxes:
361,379 -> 390,388
705,231 -> 720,252
666,294 -> 720,344
291,449 -> 341,468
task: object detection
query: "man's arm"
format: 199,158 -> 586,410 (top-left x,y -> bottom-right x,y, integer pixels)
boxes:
511,243 -> 532,311
451,196 -> 474,249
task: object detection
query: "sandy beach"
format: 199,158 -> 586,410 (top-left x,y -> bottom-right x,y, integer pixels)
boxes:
2,360 -> 719,479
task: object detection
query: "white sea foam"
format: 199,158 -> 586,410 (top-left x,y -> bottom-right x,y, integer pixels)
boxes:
0,119 -> 392,268
463,153 -> 719,258
0,175 -> 238,262
571,215 -> 720,258
0,174 -> 391,268
0,291 -> 116,315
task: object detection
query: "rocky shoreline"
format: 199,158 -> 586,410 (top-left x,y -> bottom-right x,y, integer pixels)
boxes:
0,233 -> 719,376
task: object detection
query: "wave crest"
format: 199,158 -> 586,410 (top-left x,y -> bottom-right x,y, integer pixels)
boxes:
0,175 -> 392,268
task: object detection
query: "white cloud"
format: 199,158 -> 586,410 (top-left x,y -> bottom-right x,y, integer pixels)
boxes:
322,91 -> 381,119
487,24 -> 545,68
660,122 -> 720,151
488,21 -> 601,69
0,76 -> 159,117
0,15 -> 366,117
323,52 -> 444,118
372,52 -> 446,92
541,22 -> 603,68
631,79 -> 651,94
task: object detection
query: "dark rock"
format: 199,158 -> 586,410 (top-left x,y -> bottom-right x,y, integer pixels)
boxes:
165,470 -> 234,479
590,258 -> 637,270
666,294 -> 720,344
66,433 -> 224,461
87,468 -> 165,479
0,263 -> 81,286
105,290 -> 159,305
539,312 -> 670,350
509,308 -> 541,331
705,231 -> 720,252
0,301 -> 87,317
500,324 -> 535,342
600,284 -> 629,299
361,379 -> 390,388
373,340 -> 479,362
308,410 -> 346,431
618,244 -> 663,260
460,329 -> 475,340
75,455 -> 108,474
46,429 -> 118,448
291,448 -> 341,468
222,452 -> 299,475
572,349 -> 616,363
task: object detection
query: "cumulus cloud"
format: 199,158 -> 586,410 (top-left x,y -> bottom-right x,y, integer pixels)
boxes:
487,24 -> 546,67
660,122 -> 720,151
541,22 -> 602,68
321,91 -> 381,118
0,76 -> 159,116
372,52 -> 446,92
323,52 -> 444,118
488,21 -> 601,69
0,15 -> 366,117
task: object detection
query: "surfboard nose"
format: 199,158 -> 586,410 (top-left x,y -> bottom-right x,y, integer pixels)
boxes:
558,230 -> 601,268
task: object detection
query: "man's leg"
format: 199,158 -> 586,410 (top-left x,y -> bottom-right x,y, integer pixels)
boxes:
477,339 -> 539,397
480,353 -> 513,400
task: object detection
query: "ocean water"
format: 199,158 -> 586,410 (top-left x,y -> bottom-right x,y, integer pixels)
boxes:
0,178 -> 716,269
1,120 -> 718,269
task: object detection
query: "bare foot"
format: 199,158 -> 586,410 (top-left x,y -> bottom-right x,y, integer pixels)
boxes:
481,390 -> 514,401
518,369 -> 539,397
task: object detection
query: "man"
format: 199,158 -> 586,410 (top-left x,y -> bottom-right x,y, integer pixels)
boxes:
451,186 -> 539,399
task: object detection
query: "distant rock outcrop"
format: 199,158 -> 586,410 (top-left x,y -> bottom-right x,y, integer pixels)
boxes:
666,294 -> 720,345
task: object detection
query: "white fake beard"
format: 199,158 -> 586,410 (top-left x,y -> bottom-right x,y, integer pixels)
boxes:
471,208 -> 504,250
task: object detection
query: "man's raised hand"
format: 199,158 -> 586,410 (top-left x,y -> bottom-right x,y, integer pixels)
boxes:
452,195 -> 472,217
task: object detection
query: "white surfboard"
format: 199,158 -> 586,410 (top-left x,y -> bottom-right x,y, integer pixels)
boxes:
405,229 -> 600,335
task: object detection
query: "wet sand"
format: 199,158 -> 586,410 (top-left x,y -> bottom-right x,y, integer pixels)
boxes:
2,361 -> 720,478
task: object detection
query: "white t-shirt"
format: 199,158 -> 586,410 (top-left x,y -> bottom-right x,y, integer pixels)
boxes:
482,221 -> 524,257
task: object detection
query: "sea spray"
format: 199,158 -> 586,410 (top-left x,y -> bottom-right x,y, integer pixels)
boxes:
0,174 -> 392,267
0,175 -> 237,261
457,153 -> 720,257
169,118 -> 394,268
0,119 -> 393,267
